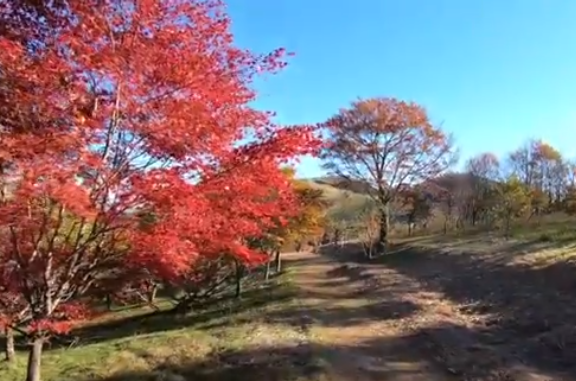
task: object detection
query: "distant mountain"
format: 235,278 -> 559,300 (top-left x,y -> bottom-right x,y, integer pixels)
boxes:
422,172 -> 500,198
307,176 -> 376,195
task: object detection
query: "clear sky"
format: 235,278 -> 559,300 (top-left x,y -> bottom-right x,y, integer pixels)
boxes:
226,0 -> 576,178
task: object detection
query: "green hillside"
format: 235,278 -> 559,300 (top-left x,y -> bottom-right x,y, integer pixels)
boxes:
299,175 -> 451,237
301,177 -> 376,234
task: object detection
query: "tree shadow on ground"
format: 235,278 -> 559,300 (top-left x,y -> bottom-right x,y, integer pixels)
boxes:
13,280 -> 296,352
199,255 -> 421,331
319,240 -> 576,378
74,333 -> 464,381
200,298 -> 420,332
410,321 -> 573,380
3,257 -> 308,353
75,323 -> 573,381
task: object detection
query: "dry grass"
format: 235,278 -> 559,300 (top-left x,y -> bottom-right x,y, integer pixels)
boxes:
376,215 -> 576,379
311,213 -> 576,380
396,214 -> 576,265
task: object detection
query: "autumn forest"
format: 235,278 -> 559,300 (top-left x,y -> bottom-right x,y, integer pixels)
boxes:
2,2 -> 576,381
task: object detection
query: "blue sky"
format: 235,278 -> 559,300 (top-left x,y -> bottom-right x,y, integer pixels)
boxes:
226,0 -> 576,178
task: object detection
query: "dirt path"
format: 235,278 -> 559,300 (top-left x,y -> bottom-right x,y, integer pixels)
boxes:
290,242 -> 576,381
285,250 -> 454,381
285,248 -> 568,381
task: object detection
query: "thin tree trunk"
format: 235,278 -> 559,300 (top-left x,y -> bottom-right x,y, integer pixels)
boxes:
312,238 -> 320,254
504,214 -> 511,239
378,203 -> 389,253
274,250 -> 281,273
235,260 -> 244,298
264,255 -> 271,281
105,294 -> 112,311
148,284 -> 158,304
4,326 -> 15,362
147,283 -> 160,311
26,338 -> 43,381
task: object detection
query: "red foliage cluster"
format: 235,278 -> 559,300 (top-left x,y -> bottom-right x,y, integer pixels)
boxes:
0,0 -> 320,338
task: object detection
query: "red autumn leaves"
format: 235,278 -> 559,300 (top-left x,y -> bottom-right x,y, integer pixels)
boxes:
0,0 -> 320,340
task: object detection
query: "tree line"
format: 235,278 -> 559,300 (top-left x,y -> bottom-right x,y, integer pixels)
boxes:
320,98 -> 576,252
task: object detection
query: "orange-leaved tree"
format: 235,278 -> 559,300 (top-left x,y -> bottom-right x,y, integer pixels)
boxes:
321,97 -> 456,252
0,1 -> 319,380
398,186 -> 432,236
280,169 -> 329,251
508,139 -> 566,211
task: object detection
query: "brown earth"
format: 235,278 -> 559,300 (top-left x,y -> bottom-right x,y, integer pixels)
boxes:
283,250 -> 453,380
289,236 -> 576,381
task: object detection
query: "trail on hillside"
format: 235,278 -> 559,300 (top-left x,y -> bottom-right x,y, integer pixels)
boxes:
285,247 -> 568,381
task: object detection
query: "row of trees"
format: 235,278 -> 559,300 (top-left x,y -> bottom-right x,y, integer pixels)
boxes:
400,140 -> 576,237
432,141 -> 576,234
0,2 -> 326,381
320,98 -> 576,249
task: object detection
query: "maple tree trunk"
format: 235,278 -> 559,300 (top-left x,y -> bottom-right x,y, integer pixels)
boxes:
274,250 -> 281,273
234,260 -> 244,298
146,284 -> 160,311
264,256 -> 272,281
4,326 -> 15,363
26,338 -> 43,381
148,284 -> 158,304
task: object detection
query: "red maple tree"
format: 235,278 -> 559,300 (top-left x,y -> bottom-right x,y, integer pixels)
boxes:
0,1 -> 319,380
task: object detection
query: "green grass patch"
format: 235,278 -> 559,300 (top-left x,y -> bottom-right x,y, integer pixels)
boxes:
0,269 -> 324,381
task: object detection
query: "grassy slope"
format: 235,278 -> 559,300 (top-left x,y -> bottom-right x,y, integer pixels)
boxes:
0,178 -> 367,381
426,210 -> 576,245
302,178 -> 373,230
304,176 -> 576,247
302,178 -> 443,237
0,272 -> 326,381
302,178 -> 370,206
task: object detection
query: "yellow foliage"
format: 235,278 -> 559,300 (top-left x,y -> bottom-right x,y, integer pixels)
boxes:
275,168 -> 329,245
497,176 -> 531,218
